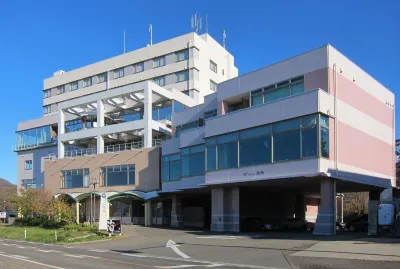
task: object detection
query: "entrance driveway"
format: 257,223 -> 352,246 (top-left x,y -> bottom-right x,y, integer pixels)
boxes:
71,226 -> 400,269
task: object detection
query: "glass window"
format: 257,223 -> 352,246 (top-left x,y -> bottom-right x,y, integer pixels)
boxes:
181,145 -> 205,177
210,80 -> 217,91
320,127 -> 330,158
25,160 -> 32,170
204,109 -> 217,119
301,127 -> 318,158
218,142 -> 238,169
263,86 -> 290,103
56,85 -> 65,95
169,160 -> 181,181
217,132 -> 238,144
240,135 -> 271,166
133,62 -> 144,73
176,71 -> 189,82
62,168 -> 89,188
273,130 -> 301,161
114,68 -> 124,79
97,73 -> 107,83
320,115 -> 329,128
210,60 -> 217,73
153,76 -> 166,86
181,155 -> 189,177
302,115 -> 318,127
83,77 -> 92,88
239,125 -> 270,139
176,50 -> 189,62
43,105 -> 51,114
251,93 -> 263,106
161,156 -> 170,182
70,81 -> 78,91
153,56 -> 165,68
206,145 -> 217,171
102,165 -> 135,186
291,82 -> 304,95
273,118 -> 301,133
173,101 -> 187,113
43,89 -> 51,99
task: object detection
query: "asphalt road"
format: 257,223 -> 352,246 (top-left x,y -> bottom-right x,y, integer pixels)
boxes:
1,227 -> 400,269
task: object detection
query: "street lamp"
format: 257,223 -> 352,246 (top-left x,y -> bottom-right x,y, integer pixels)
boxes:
89,179 -> 99,224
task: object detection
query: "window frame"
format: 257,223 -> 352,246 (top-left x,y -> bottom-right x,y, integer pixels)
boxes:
97,73 -> 107,83
210,60 -> 217,73
70,81 -> 78,91
113,68 -> 124,79
153,56 -> 166,68
56,85 -> 65,95
43,105 -> 51,114
180,145 -> 205,178
176,50 -> 189,62
101,164 -> 135,186
133,62 -> 144,73
82,77 -> 92,88
210,80 -> 217,91
153,76 -> 166,86
25,160 -> 32,170
61,168 -> 90,189
176,70 -> 189,83
162,154 -> 181,182
43,89 -> 51,99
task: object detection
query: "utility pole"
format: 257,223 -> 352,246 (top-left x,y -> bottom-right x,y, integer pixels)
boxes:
90,179 -> 99,223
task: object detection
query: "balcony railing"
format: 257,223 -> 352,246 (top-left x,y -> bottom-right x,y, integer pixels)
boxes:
12,139 -> 57,152
64,148 -> 97,158
152,139 -> 162,147
104,141 -> 144,153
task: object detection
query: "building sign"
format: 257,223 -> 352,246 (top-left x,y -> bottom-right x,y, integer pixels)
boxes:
107,219 -> 121,234
98,193 -> 109,230
243,171 -> 264,177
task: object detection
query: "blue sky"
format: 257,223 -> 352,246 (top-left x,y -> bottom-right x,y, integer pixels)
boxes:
0,0 -> 399,184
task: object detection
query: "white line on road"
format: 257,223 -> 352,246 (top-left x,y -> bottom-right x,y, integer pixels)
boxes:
79,255 -> 101,259
120,253 -> 148,258
0,253 -> 65,269
10,255 -> 30,259
64,254 -> 85,258
206,264 -> 226,268
162,264 -> 200,269
35,249 -> 60,253
166,240 -> 191,259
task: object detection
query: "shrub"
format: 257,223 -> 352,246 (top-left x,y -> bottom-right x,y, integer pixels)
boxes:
63,224 -> 97,232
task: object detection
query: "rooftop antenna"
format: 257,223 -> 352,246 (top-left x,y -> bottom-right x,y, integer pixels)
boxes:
124,30 -> 126,54
191,13 -> 202,33
149,24 -> 153,46
222,29 -> 227,49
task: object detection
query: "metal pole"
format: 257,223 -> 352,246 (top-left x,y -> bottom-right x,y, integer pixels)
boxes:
93,184 -> 96,223
90,192 -> 92,224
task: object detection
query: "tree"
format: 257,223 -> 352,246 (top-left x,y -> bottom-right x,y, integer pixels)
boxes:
52,198 -> 75,223
8,188 -> 53,217
343,192 -> 369,221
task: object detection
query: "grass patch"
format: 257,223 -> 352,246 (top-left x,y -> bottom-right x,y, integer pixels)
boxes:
0,225 -> 108,243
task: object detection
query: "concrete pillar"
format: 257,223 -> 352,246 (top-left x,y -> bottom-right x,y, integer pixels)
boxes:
313,178 -> 336,235
76,202 -> 80,224
211,187 -> 240,232
368,190 -> 380,236
144,200 -> 152,227
143,84 -> 152,148
96,135 -> 104,154
97,99 -> 104,127
171,194 -> 184,228
295,194 -> 306,220
58,141 -> 65,159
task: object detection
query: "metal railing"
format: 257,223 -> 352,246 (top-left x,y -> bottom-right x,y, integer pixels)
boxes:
152,139 -> 162,147
104,141 -> 144,153
64,148 -> 97,158
12,139 -> 57,152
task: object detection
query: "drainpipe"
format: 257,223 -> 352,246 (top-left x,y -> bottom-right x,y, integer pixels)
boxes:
333,63 -> 338,174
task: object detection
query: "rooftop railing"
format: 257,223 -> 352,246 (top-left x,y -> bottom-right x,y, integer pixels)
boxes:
104,139 -> 162,153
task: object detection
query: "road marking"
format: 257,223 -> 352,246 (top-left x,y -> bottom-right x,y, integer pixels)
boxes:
63,246 -> 74,248
121,253 -> 148,258
35,249 -> 60,253
166,240 -> 190,259
196,236 -> 239,240
64,254 -> 85,258
17,246 -> 26,249
88,249 -> 108,252
10,255 -> 29,259
163,264 -> 200,269
0,253 -> 65,269
79,255 -> 101,259
206,264 -> 226,268
2,243 -> 12,246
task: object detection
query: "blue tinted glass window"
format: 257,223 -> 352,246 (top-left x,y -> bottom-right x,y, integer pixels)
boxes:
128,170 -> 135,184
263,86 -> 290,103
206,146 -> 217,171
189,152 -> 205,176
218,142 -> 238,169
181,155 -> 189,177
106,170 -> 127,186
239,135 -> 271,166
190,145 -> 205,153
273,118 -> 301,133
173,101 -> 185,113
251,94 -> 263,106
320,127 -> 330,158
273,130 -> 301,161
181,148 -> 190,155
291,82 -> 304,95
161,156 -> 169,182
320,115 -> 329,128
239,125 -> 270,139
302,115 -> 318,127
205,137 -> 217,146
169,160 -> 181,181
217,132 -> 238,144
301,127 -> 318,158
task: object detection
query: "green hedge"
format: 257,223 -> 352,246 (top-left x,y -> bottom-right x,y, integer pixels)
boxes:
13,217 -> 67,229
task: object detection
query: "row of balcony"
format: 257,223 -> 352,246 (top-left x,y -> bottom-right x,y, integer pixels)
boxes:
62,139 -> 162,158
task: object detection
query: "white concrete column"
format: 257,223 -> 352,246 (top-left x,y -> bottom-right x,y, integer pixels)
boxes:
171,194 -> 184,228
97,135 -> 104,154
144,200 -> 152,226
58,109 -> 65,135
313,178 -> 336,235
143,83 -> 152,148
58,141 -> 65,159
97,99 -> 104,127
76,202 -> 80,224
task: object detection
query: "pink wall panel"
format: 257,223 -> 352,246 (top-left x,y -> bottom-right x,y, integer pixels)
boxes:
338,121 -> 393,177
